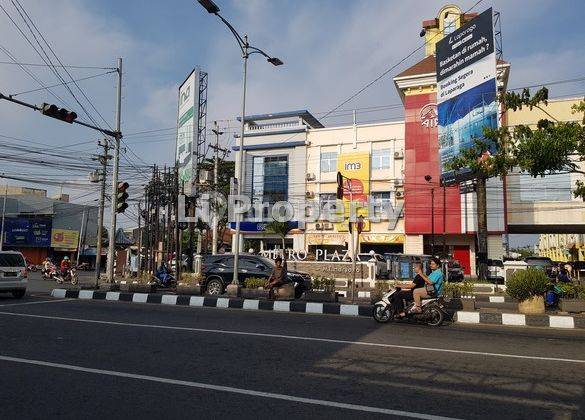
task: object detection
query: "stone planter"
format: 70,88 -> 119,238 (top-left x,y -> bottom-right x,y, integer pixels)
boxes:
461,297 -> 476,311
444,297 -> 475,311
241,288 -> 270,299
303,290 -> 338,303
128,282 -> 156,293
518,295 -> 545,314
559,298 -> 585,313
176,284 -> 201,295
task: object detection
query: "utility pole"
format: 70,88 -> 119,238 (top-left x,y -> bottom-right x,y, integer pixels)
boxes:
137,200 -> 142,278
93,139 -> 110,287
0,185 -> 7,251
211,121 -> 226,255
106,57 -> 123,283
76,207 -> 87,266
174,165 -> 181,282
476,177 -> 489,281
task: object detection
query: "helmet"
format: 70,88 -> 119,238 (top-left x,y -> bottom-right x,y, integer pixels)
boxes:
63,256 -> 70,261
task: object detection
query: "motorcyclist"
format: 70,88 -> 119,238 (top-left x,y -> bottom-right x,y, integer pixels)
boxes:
411,257 -> 444,313
391,262 -> 426,317
156,262 -> 172,286
42,257 -> 52,274
60,256 -> 71,280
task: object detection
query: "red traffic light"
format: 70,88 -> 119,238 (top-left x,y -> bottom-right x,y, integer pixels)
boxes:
117,182 -> 129,192
40,103 -> 77,124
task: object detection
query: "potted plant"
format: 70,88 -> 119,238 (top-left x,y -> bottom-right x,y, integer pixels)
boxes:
303,276 -> 338,302
241,277 -> 269,299
443,281 -> 475,311
558,283 -> 585,313
506,268 -> 549,314
176,273 -> 203,295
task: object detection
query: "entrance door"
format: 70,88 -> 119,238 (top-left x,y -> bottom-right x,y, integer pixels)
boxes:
452,246 -> 471,275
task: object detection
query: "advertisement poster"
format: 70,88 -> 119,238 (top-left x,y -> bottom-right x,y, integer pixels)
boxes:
336,152 -> 370,232
436,8 -> 498,182
176,68 -> 200,196
2,218 -> 52,247
51,229 -> 79,250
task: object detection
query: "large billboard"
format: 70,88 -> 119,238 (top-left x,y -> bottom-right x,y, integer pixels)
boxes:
336,152 -> 370,232
436,8 -> 497,183
2,218 -> 52,247
176,68 -> 201,197
51,228 -> 79,250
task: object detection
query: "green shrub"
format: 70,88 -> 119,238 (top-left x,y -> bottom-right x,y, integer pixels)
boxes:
244,277 -> 266,289
180,272 -> 204,285
311,276 -> 335,292
506,268 -> 549,301
443,281 -> 474,298
557,283 -> 585,300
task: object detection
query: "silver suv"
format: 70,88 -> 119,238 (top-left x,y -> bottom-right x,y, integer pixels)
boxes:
0,251 -> 28,298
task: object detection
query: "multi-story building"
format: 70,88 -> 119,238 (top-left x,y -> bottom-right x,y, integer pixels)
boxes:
538,234 -> 585,262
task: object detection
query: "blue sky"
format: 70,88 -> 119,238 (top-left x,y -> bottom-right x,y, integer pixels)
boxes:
1,0 -> 584,233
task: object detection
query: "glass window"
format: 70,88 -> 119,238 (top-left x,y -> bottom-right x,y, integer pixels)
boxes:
320,151 -> 338,173
252,155 -> 288,206
371,191 -> 392,218
444,15 -> 457,35
371,149 -> 391,170
0,253 -> 25,267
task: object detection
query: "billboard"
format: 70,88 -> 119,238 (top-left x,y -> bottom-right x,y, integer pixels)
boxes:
2,218 -> 52,247
436,8 -> 497,183
176,68 -> 201,197
51,228 -> 79,250
336,152 -> 370,232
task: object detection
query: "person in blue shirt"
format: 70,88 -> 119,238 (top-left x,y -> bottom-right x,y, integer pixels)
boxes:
411,257 -> 444,313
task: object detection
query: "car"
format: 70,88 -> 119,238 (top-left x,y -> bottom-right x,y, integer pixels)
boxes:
201,253 -> 312,297
487,259 -> 505,284
446,260 -> 465,282
524,256 -> 555,278
357,252 -> 389,279
0,251 -> 28,298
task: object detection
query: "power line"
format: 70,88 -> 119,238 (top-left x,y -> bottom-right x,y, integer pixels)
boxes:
0,60 -> 116,70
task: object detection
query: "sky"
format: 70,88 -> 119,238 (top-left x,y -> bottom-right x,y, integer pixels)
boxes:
1,0 -> 585,236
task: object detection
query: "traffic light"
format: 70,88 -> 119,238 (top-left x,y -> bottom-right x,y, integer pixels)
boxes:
116,182 -> 129,213
336,171 -> 344,200
40,103 -> 77,124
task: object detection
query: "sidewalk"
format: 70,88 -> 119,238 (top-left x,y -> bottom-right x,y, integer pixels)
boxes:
51,288 -> 585,330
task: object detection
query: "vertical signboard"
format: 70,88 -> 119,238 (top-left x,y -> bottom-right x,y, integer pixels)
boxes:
436,8 -> 497,183
176,68 -> 200,197
336,152 -> 370,232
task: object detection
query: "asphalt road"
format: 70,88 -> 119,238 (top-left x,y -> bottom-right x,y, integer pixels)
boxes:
25,270 -> 97,294
0,293 -> 584,420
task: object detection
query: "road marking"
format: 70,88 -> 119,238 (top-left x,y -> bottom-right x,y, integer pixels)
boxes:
0,354 -> 459,419
0,299 -> 69,307
0,311 -> 583,365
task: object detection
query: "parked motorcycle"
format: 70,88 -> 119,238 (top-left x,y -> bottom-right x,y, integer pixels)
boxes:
373,287 -> 446,327
54,267 -> 79,285
153,271 -> 176,288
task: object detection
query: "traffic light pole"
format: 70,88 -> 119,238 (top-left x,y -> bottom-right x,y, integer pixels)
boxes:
94,140 -> 109,287
106,58 -> 123,283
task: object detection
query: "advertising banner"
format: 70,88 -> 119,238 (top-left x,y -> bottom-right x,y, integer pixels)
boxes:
2,218 -> 52,247
176,68 -> 200,196
51,229 -> 79,250
336,152 -> 370,232
436,8 -> 497,183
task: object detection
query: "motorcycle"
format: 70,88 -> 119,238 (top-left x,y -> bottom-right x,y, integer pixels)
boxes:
373,287 -> 446,327
42,264 -> 57,281
54,267 -> 79,285
153,271 -> 176,288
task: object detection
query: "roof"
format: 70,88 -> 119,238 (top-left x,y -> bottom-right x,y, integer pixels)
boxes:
239,109 -> 324,129
115,228 -> 134,246
395,55 -> 508,79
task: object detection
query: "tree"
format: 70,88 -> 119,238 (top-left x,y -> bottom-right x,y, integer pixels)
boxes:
265,220 -> 293,251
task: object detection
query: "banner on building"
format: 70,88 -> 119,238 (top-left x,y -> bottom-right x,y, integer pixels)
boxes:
436,8 -> 497,183
2,218 -> 52,247
336,152 -> 370,232
176,68 -> 201,197
51,229 -> 79,250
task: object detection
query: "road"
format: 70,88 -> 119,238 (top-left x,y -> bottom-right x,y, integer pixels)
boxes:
0,291 -> 584,419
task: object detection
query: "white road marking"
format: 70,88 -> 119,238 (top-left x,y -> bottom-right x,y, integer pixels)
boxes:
0,310 -> 584,365
0,354 -> 459,419
0,299 -> 69,307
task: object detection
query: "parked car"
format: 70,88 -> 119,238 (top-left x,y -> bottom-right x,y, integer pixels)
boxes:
0,251 -> 28,298
446,260 -> 465,282
487,259 -> 505,284
524,256 -> 555,278
201,253 -> 311,296
357,253 -> 389,279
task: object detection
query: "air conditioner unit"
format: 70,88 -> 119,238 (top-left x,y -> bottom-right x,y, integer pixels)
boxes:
396,191 -> 404,199
306,173 -> 316,181
322,222 -> 334,230
315,222 -> 323,230
394,179 -> 404,187
305,191 -> 315,199
394,150 -> 404,159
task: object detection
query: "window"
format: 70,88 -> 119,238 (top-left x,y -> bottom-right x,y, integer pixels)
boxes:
320,151 -> 338,173
371,191 -> 392,218
444,14 -> 457,35
252,155 -> 288,206
0,253 -> 25,267
371,149 -> 391,170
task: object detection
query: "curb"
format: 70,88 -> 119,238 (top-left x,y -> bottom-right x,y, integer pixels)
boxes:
50,289 -> 585,330
50,289 -> 374,317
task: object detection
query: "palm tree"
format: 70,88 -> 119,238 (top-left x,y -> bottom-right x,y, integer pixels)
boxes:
265,220 -> 292,252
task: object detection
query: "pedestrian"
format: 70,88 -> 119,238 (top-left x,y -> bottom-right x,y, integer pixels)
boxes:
265,255 -> 287,299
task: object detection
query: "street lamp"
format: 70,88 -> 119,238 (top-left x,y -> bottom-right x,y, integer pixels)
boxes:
196,0 -> 283,296
425,175 -> 435,256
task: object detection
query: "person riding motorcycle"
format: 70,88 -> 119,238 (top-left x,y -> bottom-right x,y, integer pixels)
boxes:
60,256 -> 71,280
155,262 -> 172,287
391,262 -> 426,318
411,257 -> 444,313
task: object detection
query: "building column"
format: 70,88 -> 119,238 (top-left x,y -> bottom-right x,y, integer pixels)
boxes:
404,235 -> 424,255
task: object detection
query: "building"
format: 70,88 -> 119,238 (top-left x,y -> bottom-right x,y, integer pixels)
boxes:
538,234 -> 585,262
0,190 -> 98,264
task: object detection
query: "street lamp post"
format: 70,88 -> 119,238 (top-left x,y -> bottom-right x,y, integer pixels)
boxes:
197,0 -> 283,295
425,175 -> 435,256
